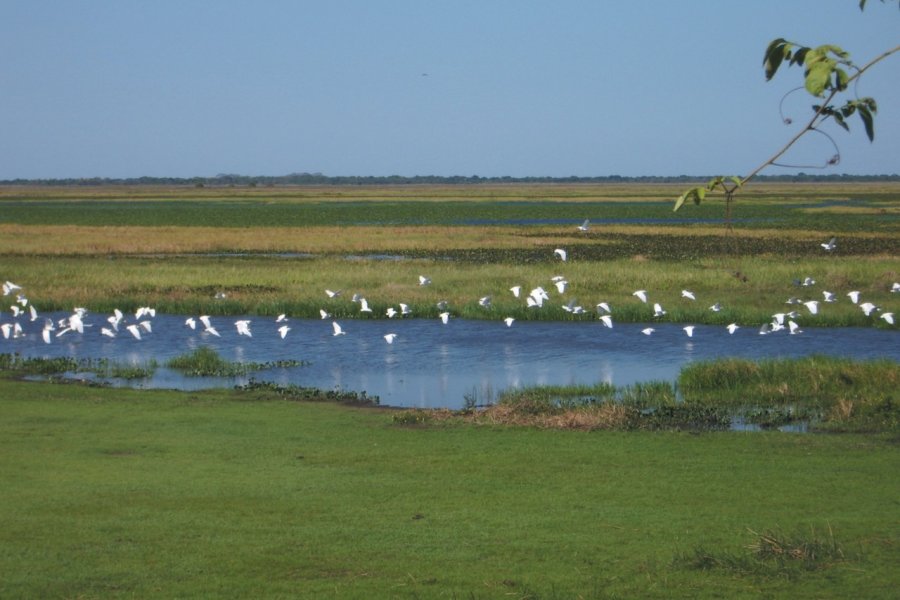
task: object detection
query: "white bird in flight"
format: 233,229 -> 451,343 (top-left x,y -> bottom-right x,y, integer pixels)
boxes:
653,303 -> 666,318
418,275 -> 431,286
683,325 -> 695,338
503,317 -> 515,327
596,302 -> 611,314
803,300 -> 819,315
681,290 -> 696,300
599,315 -> 613,328
577,219 -> 590,232
332,321 -> 346,336
847,291 -> 861,304
278,325 -> 291,339
726,323 -> 739,334
359,298 -> 373,313
632,290 -> 648,303
510,285 -> 522,298
880,312 -> 894,325
439,312 -> 450,324
554,248 -> 567,262
384,333 -> 397,344
235,320 -> 252,337
641,327 -> 654,336
821,237 -> 836,251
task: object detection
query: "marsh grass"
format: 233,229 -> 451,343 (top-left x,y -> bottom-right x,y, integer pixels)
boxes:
679,524 -> 849,578
165,346 -> 303,376
0,353 -> 156,379
393,357 -> 899,432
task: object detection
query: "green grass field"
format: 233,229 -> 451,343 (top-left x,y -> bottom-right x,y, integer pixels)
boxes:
1,379 -> 898,599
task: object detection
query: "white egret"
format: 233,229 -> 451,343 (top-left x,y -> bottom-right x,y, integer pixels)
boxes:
278,325 -> 291,339
880,312 -> 894,325
325,289 -> 341,298
822,291 -> 836,303
788,320 -> 802,335
859,302 -> 878,316
801,277 -> 816,287
683,325 -> 695,338
235,320 -> 252,337
386,307 -> 398,318
10,305 -> 21,317
319,309 -> 331,319
418,275 -> 431,286
41,327 -> 52,344
821,237 -> 836,251
126,324 -> 142,340
439,312 -> 450,324
641,327 -> 654,335
600,315 -> 613,328
653,303 -> 666,318
577,219 -> 590,232
332,321 -> 346,336
596,302 -> 611,314
803,300 -> 819,315
276,314 -> 288,323
554,248 -> 567,261
2,281 -> 22,295
101,327 -> 116,338
16,294 -> 28,307
29,305 -> 38,321
681,290 -> 696,300
478,296 -> 492,307
384,333 -> 397,344
139,320 -> 153,333
709,302 -> 722,312
554,280 -> 568,294
359,298 -> 373,313
632,290 -> 648,303
510,285 -> 522,298
0,323 -> 11,339
436,300 -> 448,310
185,317 -> 197,330
847,291 -> 861,304
503,317 -> 515,327
726,323 -> 739,334
400,303 -> 412,316
892,282 -> 900,293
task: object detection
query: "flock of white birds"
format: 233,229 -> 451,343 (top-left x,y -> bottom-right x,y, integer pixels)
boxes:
1,235 -> 897,348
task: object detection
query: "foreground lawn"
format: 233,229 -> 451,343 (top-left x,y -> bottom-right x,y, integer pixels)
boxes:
1,380 -> 898,598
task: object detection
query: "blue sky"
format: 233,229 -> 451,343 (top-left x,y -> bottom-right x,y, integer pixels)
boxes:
2,1 -> 898,179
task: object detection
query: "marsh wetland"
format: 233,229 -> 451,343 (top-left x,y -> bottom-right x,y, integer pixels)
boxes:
1,182 -> 898,597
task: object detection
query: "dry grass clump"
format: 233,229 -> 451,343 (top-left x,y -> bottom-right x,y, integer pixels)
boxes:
392,402 -> 635,431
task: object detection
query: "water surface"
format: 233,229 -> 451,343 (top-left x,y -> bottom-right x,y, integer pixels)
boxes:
3,313 -> 897,410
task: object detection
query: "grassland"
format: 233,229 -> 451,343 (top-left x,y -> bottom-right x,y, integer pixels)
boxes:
1,378 -> 898,599
1,182 -> 898,326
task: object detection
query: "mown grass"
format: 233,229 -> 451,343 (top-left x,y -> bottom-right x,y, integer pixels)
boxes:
1,378 -> 898,598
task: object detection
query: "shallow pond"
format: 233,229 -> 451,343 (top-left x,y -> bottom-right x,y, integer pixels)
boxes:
2,313 -> 898,410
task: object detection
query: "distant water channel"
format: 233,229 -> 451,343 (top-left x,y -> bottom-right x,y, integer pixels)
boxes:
3,313 -> 898,410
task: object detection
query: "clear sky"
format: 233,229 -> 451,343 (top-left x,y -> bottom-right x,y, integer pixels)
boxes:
2,1 -> 898,179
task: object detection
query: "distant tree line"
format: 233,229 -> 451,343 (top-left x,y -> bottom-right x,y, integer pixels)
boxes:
1,172 -> 898,187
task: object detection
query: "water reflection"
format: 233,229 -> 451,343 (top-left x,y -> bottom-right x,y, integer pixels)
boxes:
2,313 -> 897,410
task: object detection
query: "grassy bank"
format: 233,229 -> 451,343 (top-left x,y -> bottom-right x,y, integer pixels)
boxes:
1,378 -> 898,598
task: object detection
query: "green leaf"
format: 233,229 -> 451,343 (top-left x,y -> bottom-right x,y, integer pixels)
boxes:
805,62 -> 832,97
832,112 -> 849,132
835,67 -> 849,90
858,106 -> 875,141
673,187 -> 705,212
763,39 -> 790,80
728,176 -> 743,188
